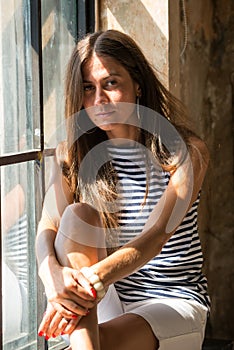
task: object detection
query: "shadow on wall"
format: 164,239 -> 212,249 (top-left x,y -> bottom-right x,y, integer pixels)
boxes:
100,0 -> 169,85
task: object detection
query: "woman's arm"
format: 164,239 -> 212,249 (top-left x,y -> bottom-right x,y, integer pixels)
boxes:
36,149 -> 95,317
90,137 -> 209,287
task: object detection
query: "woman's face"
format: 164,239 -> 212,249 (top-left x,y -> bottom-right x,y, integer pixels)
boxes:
82,53 -> 140,138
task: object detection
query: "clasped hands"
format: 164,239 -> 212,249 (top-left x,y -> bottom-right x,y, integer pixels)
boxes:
38,265 -> 98,340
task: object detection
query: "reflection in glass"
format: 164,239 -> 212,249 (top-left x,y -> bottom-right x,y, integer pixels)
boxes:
0,0 -> 78,349
42,0 -> 77,149
1,161 -> 37,349
0,0 -> 40,156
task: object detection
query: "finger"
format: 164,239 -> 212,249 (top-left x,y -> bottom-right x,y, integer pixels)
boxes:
38,306 -> 56,337
50,300 -> 80,319
44,311 -> 64,339
61,267 -> 95,300
53,317 -> 70,337
48,286 -> 96,312
63,315 -> 82,335
73,270 -> 96,298
63,286 -> 97,307
52,298 -> 95,318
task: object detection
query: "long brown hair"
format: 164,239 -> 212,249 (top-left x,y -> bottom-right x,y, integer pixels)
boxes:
62,30 -> 195,233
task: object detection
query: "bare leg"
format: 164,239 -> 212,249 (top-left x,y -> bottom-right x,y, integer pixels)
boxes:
55,203 -> 106,350
69,307 -> 100,350
54,203 -> 158,350
99,313 -> 158,350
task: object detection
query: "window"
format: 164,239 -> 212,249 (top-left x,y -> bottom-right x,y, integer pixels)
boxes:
0,1 -> 95,348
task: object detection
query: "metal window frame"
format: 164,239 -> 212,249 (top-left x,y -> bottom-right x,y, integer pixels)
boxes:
0,0 -> 96,349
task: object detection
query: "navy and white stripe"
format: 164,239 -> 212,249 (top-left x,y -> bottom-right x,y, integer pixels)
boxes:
108,144 -> 210,309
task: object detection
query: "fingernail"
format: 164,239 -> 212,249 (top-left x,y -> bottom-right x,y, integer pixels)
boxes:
72,315 -> 78,319
45,335 -> 50,340
38,331 -> 44,337
86,309 -> 90,315
52,334 -> 56,338
90,287 -> 97,298
61,332 -> 65,335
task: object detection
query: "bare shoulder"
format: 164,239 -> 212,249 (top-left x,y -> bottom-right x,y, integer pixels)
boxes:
170,135 -> 210,205
188,136 -> 210,167
55,140 -> 69,166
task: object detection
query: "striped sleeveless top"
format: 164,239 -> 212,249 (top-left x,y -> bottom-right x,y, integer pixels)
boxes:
107,143 -> 210,309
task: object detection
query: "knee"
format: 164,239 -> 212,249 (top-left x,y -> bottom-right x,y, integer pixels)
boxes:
62,202 -> 102,227
57,203 -> 106,250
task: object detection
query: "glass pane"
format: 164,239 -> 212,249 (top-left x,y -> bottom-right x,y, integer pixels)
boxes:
0,1 -> 40,156
42,0 -> 78,149
1,161 -> 38,349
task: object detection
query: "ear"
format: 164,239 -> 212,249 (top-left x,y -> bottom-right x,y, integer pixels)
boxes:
135,84 -> 142,97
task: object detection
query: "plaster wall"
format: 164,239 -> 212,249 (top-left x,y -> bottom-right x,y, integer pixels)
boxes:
99,0 -> 169,87
173,0 -> 234,340
99,0 -> 234,340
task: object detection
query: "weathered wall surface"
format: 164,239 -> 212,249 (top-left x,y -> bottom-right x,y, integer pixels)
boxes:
173,0 -> 234,340
99,0 -> 169,87
99,0 -> 234,340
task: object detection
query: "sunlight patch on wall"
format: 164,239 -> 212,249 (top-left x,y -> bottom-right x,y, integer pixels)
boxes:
106,7 -> 124,32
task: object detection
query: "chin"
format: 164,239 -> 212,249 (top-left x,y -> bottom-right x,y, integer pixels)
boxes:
97,123 -> 117,131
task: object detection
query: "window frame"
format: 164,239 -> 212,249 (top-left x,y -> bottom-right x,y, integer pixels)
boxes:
0,0 -> 96,348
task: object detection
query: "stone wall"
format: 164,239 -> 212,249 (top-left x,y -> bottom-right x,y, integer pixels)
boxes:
99,0 -> 234,340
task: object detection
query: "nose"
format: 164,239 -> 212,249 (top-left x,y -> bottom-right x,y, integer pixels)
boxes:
94,86 -> 109,106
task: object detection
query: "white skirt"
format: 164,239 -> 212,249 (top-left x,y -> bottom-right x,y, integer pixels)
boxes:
98,284 -> 208,350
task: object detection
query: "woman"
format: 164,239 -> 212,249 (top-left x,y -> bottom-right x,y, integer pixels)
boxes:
36,30 -> 210,350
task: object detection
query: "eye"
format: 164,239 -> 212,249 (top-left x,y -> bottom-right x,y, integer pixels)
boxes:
106,80 -> 117,88
83,84 -> 95,92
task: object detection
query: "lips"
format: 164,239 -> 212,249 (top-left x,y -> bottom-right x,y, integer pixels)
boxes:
94,110 -> 117,125
95,111 -> 115,117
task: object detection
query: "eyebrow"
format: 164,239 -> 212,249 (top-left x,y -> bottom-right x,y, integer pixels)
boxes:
83,72 -> 122,83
